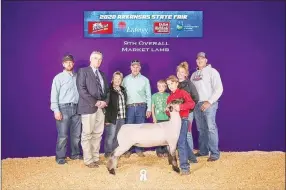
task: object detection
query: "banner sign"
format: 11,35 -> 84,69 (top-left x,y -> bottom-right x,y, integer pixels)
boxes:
84,11 -> 203,38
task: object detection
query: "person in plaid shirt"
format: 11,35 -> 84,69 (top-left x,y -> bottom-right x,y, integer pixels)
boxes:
104,71 -> 127,158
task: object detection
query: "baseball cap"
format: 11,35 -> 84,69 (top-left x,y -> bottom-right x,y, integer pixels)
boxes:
197,52 -> 206,58
62,54 -> 75,62
131,59 -> 141,66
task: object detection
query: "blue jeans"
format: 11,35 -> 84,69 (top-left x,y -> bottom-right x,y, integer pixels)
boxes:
56,104 -> 82,161
187,112 -> 197,161
104,118 -> 125,156
126,104 -> 147,153
177,118 -> 190,172
194,102 -> 220,159
155,120 -> 169,155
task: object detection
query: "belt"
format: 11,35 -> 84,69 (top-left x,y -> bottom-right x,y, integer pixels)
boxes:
60,103 -> 78,106
127,102 -> 146,107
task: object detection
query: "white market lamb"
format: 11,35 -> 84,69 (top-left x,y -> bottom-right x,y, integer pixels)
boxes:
107,99 -> 184,175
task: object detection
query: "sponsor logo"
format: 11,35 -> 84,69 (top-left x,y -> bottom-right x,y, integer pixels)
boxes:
125,27 -> 149,34
153,22 -> 170,34
176,22 -> 200,32
176,23 -> 184,31
88,21 -> 113,34
118,21 -> 126,29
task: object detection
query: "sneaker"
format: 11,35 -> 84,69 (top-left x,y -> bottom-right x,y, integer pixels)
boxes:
188,156 -> 198,163
124,151 -> 132,158
195,152 -> 208,157
157,153 -> 163,157
70,155 -> 83,160
189,159 -> 198,163
57,159 -> 67,165
104,153 -> 111,159
181,170 -> 191,175
136,152 -> 145,157
163,153 -> 169,157
207,157 -> 218,162
86,162 -> 99,168
94,160 -> 105,165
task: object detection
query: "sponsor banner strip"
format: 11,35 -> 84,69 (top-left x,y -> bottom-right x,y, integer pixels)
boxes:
84,11 -> 203,38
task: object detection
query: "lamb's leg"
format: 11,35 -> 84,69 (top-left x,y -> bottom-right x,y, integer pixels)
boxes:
166,146 -> 172,165
168,144 -> 180,173
171,155 -> 180,173
106,144 -> 133,175
107,151 -> 118,175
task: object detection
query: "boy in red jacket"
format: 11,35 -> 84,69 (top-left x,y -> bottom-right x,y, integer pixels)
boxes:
166,75 -> 195,175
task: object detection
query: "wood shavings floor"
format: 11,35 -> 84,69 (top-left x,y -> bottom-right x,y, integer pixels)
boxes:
2,151 -> 285,190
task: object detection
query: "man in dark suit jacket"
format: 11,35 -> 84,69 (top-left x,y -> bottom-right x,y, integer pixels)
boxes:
76,51 -> 109,168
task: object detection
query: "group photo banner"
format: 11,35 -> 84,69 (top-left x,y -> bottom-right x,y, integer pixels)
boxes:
84,11 -> 203,38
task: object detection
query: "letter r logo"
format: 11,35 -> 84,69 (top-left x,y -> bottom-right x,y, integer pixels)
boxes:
140,169 -> 147,181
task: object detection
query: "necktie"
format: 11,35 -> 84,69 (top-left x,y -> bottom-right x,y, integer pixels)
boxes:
95,70 -> 104,96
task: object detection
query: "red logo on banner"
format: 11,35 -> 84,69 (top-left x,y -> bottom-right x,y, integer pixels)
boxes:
88,21 -> 113,34
118,21 -> 126,29
153,22 -> 170,34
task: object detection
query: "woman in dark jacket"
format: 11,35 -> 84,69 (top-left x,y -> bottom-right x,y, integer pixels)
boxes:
104,71 -> 127,158
177,61 -> 199,163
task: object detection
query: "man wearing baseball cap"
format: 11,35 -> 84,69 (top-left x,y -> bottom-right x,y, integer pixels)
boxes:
190,52 -> 223,162
122,59 -> 152,158
50,53 -> 82,165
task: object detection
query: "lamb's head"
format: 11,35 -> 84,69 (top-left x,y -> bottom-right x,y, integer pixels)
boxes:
166,98 -> 184,113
